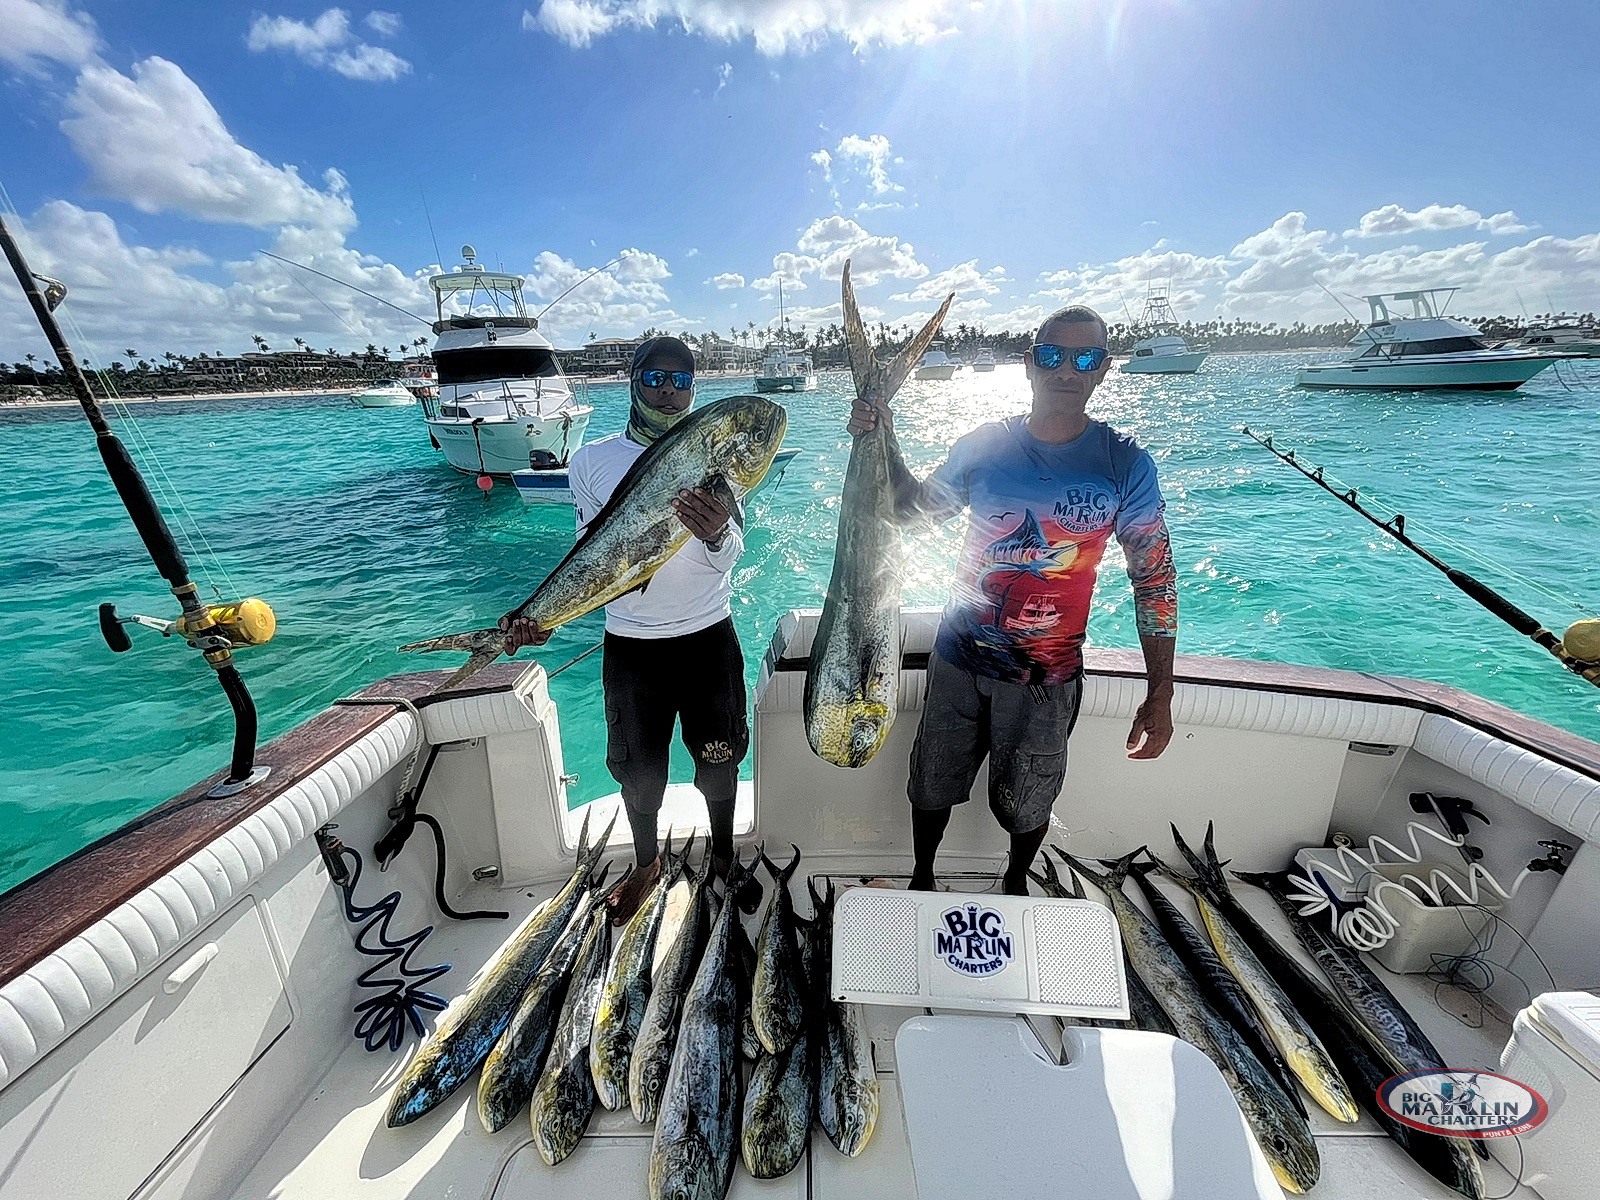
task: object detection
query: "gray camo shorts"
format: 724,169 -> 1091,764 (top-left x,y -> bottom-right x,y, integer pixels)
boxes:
907,650 -> 1085,833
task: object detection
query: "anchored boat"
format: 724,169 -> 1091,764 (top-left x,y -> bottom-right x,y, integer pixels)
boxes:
970,348 -> 996,373
1122,286 -> 1209,375
422,246 -> 594,476
1296,290 -> 1559,391
914,347 -> 959,381
349,378 -> 417,408
754,283 -> 819,393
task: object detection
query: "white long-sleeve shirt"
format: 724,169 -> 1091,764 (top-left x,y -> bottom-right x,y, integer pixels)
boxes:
568,432 -> 745,639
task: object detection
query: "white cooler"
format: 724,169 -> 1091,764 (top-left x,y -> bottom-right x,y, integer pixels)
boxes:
1495,991 -> 1600,1199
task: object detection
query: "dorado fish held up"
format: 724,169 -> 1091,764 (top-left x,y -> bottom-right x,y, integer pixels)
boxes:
803,262 -> 954,767
477,882 -> 606,1133
649,852 -> 759,1200
812,879 -> 879,1158
386,810 -> 615,1127
1172,827 -> 1485,1200
752,846 -> 806,1055
401,395 -> 789,691
529,902 -> 613,1166
1057,848 -> 1320,1195
630,850 -> 713,1123
591,832 -> 691,1111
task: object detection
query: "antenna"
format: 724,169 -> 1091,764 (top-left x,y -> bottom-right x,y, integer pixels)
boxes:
1315,279 -> 1382,349
535,256 -> 623,319
261,252 -> 432,326
420,189 -> 443,270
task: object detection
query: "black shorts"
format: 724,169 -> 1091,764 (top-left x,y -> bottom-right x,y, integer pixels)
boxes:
602,618 -> 748,813
907,649 -> 1084,833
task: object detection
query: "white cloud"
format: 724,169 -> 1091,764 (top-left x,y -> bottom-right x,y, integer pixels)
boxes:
810,148 -> 832,179
714,61 -> 732,94
1346,203 -> 1530,239
0,0 -> 99,73
1038,242 -> 1231,320
520,248 -> 691,343
708,272 -> 745,289
835,133 -> 902,195
891,259 -> 1002,303
526,0 -> 956,54
246,9 -> 411,82
364,9 -> 402,36
755,214 -> 928,291
60,57 -> 358,230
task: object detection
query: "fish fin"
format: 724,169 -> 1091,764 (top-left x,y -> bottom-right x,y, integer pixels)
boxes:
576,807 -> 592,857
1230,869 -> 1290,894
701,472 -> 744,531
1168,823 -> 1216,884
879,290 -> 956,403
590,863 -> 611,893
1025,867 -> 1058,896
763,844 -> 801,887
433,645 -> 505,693
1053,845 -> 1140,895
398,626 -> 500,655
840,261 -> 881,402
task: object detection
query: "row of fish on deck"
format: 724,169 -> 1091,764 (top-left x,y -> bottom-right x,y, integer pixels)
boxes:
385,814 -> 877,1198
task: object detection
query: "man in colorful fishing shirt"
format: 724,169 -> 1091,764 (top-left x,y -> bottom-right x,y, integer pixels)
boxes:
848,305 -> 1178,894
502,337 -> 752,921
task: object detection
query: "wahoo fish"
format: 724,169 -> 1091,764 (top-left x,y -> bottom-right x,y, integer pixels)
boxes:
812,879 -> 879,1157
591,833 -> 691,1111
742,910 -> 820,1179
386,810 -> 615,1127
630,855 -> 713,1123
649,853 -> 758,1200
529,903 -> 612,1165
401,395 -> 789,690
477,885 -> 603,1133
1172,828 -> 1485,1200
735,917 -> 762,1062
1058,849 -> 1320,1195
1129,859 -> 1306,1114
803,262 -> 955,767
752,846 -> 806,1055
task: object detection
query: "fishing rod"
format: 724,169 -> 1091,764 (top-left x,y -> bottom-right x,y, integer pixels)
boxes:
260,251 -> 433,326
1242,426 -> 1600,687
0,213 -> 277,794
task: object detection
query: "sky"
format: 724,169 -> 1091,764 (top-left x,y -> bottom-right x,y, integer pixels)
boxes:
2,0 -> 1599,359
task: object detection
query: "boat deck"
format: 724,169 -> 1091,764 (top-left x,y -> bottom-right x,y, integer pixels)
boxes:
229,855 -> 1536,1200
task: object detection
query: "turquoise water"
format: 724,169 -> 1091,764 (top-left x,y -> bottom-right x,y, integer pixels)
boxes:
2,357 -> 1597,891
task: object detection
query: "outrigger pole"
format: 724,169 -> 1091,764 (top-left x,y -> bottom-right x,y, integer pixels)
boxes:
1,213 -> 277,793
1243,426 -> 1600,687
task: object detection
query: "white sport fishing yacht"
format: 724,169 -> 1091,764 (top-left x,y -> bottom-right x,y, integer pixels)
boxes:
1,605 -> 1597,1200
1297,290 -> 1558,391
1122,287 -> 1209,375
349,379 -> 417,408
423,247 -> 593,477
753,349 -> 818,394
1517,320 -> 1600,358
914,347 -> 959,381
970,348 -> 996,373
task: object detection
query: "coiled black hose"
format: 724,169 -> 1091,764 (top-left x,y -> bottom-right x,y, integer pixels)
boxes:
315,825 -> 451,1052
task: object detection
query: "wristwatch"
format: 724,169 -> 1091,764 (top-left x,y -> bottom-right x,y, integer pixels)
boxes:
705,528 -> 728,552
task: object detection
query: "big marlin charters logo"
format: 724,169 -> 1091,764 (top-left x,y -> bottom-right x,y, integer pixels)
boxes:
1377,1070 -> 1549,1139
935,905 -> 1015,977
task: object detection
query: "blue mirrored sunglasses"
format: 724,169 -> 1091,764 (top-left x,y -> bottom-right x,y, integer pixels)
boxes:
1031,344 -> 1108,372
640,368 -> 694,389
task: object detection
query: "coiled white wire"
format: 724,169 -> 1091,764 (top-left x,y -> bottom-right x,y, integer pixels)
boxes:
1285,821 -> 1535,951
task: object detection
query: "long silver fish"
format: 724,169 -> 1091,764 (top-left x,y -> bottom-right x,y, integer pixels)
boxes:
1148,852 -> 1360,1124
477,885 -> 602,1132
803,262 -> 954,767
649,853 -> 758,1200
1172,828 -> 1484,1200
1128,859 -> 1306,1114
591,833 -> 691,1111
812,879 -> 879,1157
1059,848 -> 1320,1195
741,909 -> 819,1179
752,846 -> 806,1055
386,810 -> 615,1126
629,855 -> 712,1123
402,395 -> 789,690
529,903 -> 612,1165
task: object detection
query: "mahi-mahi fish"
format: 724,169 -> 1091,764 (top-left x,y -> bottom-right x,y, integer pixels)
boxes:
752,845 -> 806,1055
741,908 -> 820,1179
629,852 -> 713,1123
385,809 -> 615,1127
529,902 -> 613,1165
811,878 -> 879,1157
649,852 -> 759,1200
401,395 -> 788,690
1058,848 -> 1321,1194
803,262 -> 954,767
591,833 -> 691,1111
1172,827 -> 1485,1200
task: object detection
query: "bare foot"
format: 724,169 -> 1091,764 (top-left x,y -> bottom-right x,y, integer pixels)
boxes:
607,855 -> 661,925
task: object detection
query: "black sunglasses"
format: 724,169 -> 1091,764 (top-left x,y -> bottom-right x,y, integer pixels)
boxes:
640,369 -> 693,389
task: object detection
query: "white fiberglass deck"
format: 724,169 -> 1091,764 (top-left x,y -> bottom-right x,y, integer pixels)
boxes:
222,855 -> 1534,1200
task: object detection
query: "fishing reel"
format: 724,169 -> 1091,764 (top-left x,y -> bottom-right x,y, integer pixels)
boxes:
99,596 -> 277,661
1559,618 -> 1600,681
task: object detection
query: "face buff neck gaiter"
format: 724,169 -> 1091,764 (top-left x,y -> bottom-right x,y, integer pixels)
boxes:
625,337 -> 696,446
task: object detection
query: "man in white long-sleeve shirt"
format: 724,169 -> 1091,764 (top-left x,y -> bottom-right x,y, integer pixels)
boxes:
503,337 -> 750,921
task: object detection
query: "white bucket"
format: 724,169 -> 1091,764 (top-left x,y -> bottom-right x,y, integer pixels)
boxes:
1365,861 -> 1500,974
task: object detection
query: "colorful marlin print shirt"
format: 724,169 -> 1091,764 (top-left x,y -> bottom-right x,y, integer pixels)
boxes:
922,416 -> 1178,686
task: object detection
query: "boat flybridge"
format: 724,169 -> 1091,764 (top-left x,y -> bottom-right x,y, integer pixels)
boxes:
1122,287 -> 1209,375
753,348 -> 818,393
2,606 -> 1597,1200
1297,290 -> 1559,391
423,246 -> 593,476
914,346 -> 959,380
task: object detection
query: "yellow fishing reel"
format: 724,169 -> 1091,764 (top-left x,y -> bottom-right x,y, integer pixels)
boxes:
1562,618 -> 1600,682
101,594 -> 276,663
